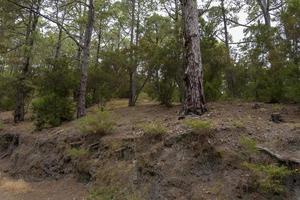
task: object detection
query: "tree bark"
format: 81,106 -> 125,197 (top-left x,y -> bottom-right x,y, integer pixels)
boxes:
256,0 -> 271,27
128,0 -> 137,107
221,0 -> 229,50
14,1 -> 41,123
180,0 -> 207,115
95,26 -> 101,65
54,0 -> 67,59
77,0 -> 95,118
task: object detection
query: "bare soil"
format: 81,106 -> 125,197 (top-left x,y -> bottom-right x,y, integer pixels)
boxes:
0,100 -> 299,200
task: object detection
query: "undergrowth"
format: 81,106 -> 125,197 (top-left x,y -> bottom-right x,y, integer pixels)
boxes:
242,162 -> 295,194
183,119 -> 212,133
77,111 -> 115,135
141,122 -> 167,136
232,120 -> 246,129
66,148 -> 89,159
239,136 -> 297,195
239,136 -> 258,157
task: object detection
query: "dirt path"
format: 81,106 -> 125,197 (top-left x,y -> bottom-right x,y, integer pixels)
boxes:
0,174 -> 88,200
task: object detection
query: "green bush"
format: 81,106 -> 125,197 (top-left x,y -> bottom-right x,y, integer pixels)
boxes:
32,58 -> 77,130
0,74 -> 16,111
78,111 -> 115,135
32,94 -> 75,130
183,119 -> 212,133
239,136 -> 257,154
141,122 -> 167,136
67,148 -> 89,159
242,162 -> 294,193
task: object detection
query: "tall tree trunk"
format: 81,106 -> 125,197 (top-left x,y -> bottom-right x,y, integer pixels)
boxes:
128,0 -> 136,107
256,0 -> 271,26
77,0 -> 95,118
54,0 -> 66,59
95,25 -> 101,65
14,1 -> 40,123
221,0 -> 229,49
180,0 -> 207,115
221,0 -> 235,97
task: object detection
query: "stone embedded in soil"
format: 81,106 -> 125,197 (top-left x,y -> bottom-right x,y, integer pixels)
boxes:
271,113 -> 283,123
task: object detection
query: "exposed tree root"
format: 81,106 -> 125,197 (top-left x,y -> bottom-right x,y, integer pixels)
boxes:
257,145 -> 300,167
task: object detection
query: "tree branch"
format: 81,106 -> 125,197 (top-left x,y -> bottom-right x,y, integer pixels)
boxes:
6,0 -> 83,49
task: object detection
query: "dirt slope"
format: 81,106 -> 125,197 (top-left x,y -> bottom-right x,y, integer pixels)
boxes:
0,100 -> 299,200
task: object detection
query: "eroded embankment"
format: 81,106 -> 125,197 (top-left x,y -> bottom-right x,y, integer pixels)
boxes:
0,124 -> 299,200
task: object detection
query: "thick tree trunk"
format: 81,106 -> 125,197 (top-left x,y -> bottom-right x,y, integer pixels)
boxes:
14,2 -> 40,123
181,0 -> 207,115
77,0 -> 94,118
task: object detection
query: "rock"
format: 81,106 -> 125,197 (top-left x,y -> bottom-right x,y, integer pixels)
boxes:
271,113 -> 283,123
178,116 -> 185,120
252,103 -> 260,109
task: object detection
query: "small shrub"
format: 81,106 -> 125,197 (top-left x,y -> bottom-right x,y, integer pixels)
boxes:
141,122 -> 167,136
239,136 -> 257,154
242,162 -> 294,194
183,119 -> 212,133
88,187 -> 117,200
78,111 -> 115,135
32,94 -> 75,130
232,120 -> 245,129
66,148 -> 89,159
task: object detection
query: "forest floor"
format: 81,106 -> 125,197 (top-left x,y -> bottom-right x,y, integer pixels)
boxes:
0,99 -> 299,200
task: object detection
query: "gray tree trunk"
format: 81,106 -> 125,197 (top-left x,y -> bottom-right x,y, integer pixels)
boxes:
54,0 -> 66,59
95,26 -> 101,65
77,0 -> 95,118
180,0 -> 207,115
128,0 -> 137,107
256,0 -> 271,26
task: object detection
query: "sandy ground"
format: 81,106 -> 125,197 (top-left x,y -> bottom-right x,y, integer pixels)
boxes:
0,174 -> 87,200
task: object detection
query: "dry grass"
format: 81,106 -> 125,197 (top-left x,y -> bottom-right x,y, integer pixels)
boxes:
0,177 -> 32,193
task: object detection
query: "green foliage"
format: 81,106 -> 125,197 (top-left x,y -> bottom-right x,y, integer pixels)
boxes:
141,122 -> 167,136
32,58 -> 76,130
239,136 -> 257,155
78,111 -> 115,135
201,18 -> 229,101
32,94 -> 75,130
242,162 -> 294,194
67,148 -> 89,159
88,187 -> 118,200
183,119 -> 212,133
0,74 -> 16,111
